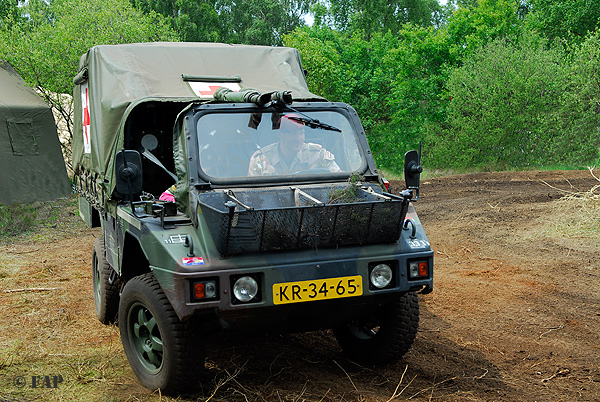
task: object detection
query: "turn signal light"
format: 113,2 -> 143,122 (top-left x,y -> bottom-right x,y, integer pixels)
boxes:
419,262 -> 428,277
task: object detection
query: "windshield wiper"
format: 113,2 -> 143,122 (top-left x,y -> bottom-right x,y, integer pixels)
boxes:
287,116 -> 341,132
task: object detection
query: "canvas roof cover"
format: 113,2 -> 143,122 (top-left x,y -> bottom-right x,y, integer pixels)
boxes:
72,42 -> 323,199
0,60 -> 71,205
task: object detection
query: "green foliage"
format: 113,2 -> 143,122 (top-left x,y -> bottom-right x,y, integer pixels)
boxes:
0,0 -> 177,95
283,27 -> 345,100
225,0 -> 309,45
558,31 -> 600,160
327,173 -> 363,204
0,0 -> 177,169
1,0 -> 597,174
286,25 -> 455,172
326,0 -> 442,38
445,0 -> 525,59
131,0 -> 313,45
526,0 -> 600,42
430,32 -> 600,169
0,0 -> 22,28
373,25 -> 454,171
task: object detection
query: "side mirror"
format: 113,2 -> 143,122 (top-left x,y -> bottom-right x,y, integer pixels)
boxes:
116,150 -> 143,197
404,148 -> 422,201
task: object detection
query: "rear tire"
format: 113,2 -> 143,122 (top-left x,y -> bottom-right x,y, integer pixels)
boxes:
92,237 -> 121,324
333,292 -> 419,365
119,273 -> 204,394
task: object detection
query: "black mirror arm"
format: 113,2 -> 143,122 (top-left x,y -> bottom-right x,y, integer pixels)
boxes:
403,143 -> 423,202
407,160 -> 422,201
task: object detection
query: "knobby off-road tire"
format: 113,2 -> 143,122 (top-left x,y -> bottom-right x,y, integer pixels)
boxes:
92,236 -> 121,324
333,291 -> 419,365
119,272 -> 204,394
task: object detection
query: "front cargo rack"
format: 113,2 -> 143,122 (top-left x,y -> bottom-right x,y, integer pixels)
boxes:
198,185 -> 410,255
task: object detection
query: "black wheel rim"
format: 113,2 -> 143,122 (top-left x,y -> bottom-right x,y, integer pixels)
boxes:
347,318 -> 380,340
127,302 -> 164,374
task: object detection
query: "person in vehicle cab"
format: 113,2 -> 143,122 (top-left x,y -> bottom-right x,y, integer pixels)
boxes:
248,114 -> 341,176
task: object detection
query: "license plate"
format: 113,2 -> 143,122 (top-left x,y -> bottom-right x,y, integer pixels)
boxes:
273,275 -> 363,305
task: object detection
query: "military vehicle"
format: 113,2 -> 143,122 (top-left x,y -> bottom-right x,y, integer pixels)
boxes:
73,42 -> 433,394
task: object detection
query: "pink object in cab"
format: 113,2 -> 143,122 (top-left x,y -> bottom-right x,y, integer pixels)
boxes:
159,191 -> 175,202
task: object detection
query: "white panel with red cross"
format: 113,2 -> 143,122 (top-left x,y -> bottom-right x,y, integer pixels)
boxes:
188,82 -> 241,99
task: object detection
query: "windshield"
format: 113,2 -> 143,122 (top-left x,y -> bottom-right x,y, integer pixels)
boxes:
196,110 -> 366,180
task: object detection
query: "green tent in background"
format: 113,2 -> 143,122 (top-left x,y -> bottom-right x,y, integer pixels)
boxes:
0,60 -> 71,205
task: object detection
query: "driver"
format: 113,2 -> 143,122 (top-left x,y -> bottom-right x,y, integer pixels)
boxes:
248,114 -> 341,176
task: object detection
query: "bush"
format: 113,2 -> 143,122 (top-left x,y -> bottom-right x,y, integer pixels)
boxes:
429,32 -> 600,170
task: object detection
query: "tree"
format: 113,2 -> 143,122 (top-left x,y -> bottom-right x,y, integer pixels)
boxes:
225,0 -> 310,45
445,0 -> 525,59
526,0 -> 600,42
132,0 -> 313,45
285,24 -> 455,172
283,27 -> 345,100
0,0 -> 21,28
131,0 -> 226,42
376,25 -> 454,171
0,0 -> 177,169
325,0 -> 442,38
558,31 -> 600,162
429,33 -> 594,169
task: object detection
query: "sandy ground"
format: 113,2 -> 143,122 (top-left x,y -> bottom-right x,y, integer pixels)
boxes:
1,170 -> 598,401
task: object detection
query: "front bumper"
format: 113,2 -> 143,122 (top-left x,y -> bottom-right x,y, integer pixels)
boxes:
154,245 -> 433,329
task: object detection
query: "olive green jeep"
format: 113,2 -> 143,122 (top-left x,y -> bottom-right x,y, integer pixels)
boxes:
73,42 -> 433,394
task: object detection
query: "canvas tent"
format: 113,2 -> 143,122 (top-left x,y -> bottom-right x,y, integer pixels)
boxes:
0,60 -> 71,205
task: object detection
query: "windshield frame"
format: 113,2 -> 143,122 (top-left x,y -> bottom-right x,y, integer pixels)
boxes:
188,102 -> 371,186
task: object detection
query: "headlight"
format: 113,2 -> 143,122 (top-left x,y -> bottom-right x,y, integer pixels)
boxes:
409,261 -> 429,279
370,264 -> 393,289
233,276 -> 258,302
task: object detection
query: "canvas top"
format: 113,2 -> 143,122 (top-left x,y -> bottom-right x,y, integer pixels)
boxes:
76,42 -> 320,103
72,42 -> 324,203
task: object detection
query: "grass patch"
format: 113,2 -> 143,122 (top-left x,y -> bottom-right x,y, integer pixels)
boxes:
380,164 -> 590,183
541,167 -> 600,239
0,203 -> 39,237
0,196 -> 82,242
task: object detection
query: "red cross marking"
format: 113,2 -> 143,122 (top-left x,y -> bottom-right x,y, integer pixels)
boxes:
198,85 -> 226,96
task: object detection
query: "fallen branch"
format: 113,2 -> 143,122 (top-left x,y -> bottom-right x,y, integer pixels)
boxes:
409,376 -> 458,399
539,324 -> 564,339
539,180 -> 580,195
587,166 -> 599,183
333,360 -> 361,397
3,287 -> 58,293
3,248 -> 40,254
387,365 -> 417,402
542,368 -> 570,383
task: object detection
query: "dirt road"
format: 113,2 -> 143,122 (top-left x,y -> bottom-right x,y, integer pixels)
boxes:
400,170 -> 600,401
1,170 -> 599,401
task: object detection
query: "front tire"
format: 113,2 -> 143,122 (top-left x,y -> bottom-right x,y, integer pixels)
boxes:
92,237 -> 121,324
119,273 -> 204,394
333,291 -> 419,365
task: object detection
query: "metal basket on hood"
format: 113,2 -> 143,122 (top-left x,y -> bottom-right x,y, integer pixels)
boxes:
198,186 -> 410,255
